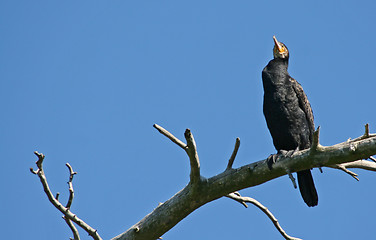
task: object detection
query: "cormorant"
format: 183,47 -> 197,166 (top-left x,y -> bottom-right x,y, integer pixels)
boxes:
262,36 -> 318,207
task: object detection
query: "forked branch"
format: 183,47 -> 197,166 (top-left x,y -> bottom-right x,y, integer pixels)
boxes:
153,124 -> 202,184
30,152 -> 102,240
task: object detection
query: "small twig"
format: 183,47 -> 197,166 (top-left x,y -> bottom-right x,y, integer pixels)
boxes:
226,193 -> 302,240
65,163 -> 77,209
310,126 -> 322,152
369,156 -> 376,163
364,123 -> 370,138
332,164 -> 359,181
184,129 -> 201,183
153,124 -> 187,149
226,138 -> 240,171
30,151 -> 102,240
30,168 -> 38,174
286,171 -> 297,189
318,167 -> 323,173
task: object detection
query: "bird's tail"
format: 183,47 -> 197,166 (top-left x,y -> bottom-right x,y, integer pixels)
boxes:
297,169 -> 318,207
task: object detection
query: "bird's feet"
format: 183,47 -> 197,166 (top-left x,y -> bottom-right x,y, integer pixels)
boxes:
279,148 -> 298,158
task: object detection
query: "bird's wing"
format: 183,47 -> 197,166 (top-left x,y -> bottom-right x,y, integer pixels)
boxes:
290,78 -> 315,138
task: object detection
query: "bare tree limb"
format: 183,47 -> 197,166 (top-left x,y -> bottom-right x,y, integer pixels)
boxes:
64,163 -> 80,240
30,151 -> 102,240
364,123 -> 370,138
226,138 -> 240,170
153,124 -> 187,149
65,163 -> 77,209
63,215 -> 80,240
112,124 -> 376,240
184,129 -> 201,184
330,160 -> 376,172
32,124 -> 376,240
332,164 -> 359,181
226,193 -> 302,240
287,171 -> 297,188
153,125 -> 202,184
310,126 -> 325,153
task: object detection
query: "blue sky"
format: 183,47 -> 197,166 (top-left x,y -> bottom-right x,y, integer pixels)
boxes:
1,1 -> 376,239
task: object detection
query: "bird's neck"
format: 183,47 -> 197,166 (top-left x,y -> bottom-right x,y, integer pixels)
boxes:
268,57 -> 290,76
272,57 -> 289,68
262,57 -> 291,89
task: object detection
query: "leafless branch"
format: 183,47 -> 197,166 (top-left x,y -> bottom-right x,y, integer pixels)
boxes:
113,124 -> 376,240
153,124 -> 187,149
63,163 -> 80,239
310,126 -> 323,152
30,151 -> 102,240
32,124 -> 376,240
226,193 -> 302,240
65,163 -> 77,209
332,164 -> 359,181
184,129 -> 201,184
287,171 -> 297,188
365,123 -> 370,138
226,138 -> 240,170
330,159 -> 376,172
63,216 -> 80,240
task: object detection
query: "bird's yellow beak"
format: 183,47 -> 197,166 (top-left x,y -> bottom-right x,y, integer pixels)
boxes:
273,35 -> 284,53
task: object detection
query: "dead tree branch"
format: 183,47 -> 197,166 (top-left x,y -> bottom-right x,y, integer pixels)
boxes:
226,137 -> 240,170
32,124 -> 376,240
112,124 -> 376,240
153,124 -> 187,149
63,215 -> 80,240
30,152 -> 102,240
332,164 -> 359,181
184,129 -> 201,184
226,192 -> 302,240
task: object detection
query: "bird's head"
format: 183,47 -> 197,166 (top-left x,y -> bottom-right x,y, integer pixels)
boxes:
272,36 -> 289,59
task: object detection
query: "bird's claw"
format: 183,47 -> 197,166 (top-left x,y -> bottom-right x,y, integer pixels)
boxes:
267,154 -> 279,170
280,150 -> 294,158
267,147 -> 299,170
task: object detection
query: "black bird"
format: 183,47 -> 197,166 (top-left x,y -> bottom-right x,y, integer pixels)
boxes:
262,36 -> 318,207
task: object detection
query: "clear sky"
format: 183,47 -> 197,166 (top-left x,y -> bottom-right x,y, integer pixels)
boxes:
1,1 -> 376,239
